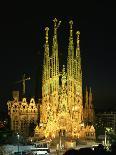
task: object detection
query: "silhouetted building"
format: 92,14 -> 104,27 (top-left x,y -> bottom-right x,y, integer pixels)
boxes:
96,111 -> 116,133
83,86 -> 95,125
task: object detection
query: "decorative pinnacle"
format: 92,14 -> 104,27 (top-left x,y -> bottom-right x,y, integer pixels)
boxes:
57,21 -> 61,28
53,18 -> 57,25
53,18 -> 57,30
45,27 -> 49,43
69,20 -> 73,29
76,31 -> 80,40
69,20 -> 73,38
53,18 -> 61,31
76,31 -> 80,45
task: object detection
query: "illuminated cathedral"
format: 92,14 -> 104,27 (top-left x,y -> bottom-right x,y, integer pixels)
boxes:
7,18 -> 95,140
35,18 -> 95,140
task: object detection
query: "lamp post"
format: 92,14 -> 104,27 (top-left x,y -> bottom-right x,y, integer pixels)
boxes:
104,127 -> 111,146
59,129 -> 62,150
17,133 -> 20,153
104,130 -> 107,146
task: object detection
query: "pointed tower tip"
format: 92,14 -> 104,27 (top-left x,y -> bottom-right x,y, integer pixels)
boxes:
69,20 -> 73,25
76,31 -> 80,44
69,20 -> 73,30
53,18 -> 61,29
76,31 -> 80,35
45,27 -> 49,43
58,21 -> 61,28
53,18 -> 57,33
45,27 -> 49,31
69,20 -> 73,39
53,18 -> 58,23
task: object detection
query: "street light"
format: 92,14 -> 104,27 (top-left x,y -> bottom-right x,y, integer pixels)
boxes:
17,133 -> 20,153
59,129 -> 62,150
104,127 -> 112,146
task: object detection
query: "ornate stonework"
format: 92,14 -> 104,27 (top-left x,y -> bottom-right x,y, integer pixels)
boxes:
35,18 -> 95,140
7,97 -> 38,137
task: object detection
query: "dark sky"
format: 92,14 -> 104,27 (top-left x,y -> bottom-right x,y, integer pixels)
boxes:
0,2 -> 116,118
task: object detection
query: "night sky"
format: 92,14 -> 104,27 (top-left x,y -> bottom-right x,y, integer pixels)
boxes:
0,2 -> 116,118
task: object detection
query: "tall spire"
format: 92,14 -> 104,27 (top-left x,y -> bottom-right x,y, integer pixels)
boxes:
68,20 -> 74,57
53,18 -> 61,45
76,31 -> 80,58
67,20 -> 74,79
52,18 -> 61,77
84,86 -> 89,124
69,20 -> 73,38
50,18 -> 61,94
76,31 -> 80,52
89,87 -> 93,109
45,27 -> 49,44
88,87 -> 95,122
76,30 -> 82,82
43,27 -> 50,84
85,86 -> 89,109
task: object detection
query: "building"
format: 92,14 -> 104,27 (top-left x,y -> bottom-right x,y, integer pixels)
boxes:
7,91 -> 38,137
35,18 -> 95,140
96,111 -> 116,133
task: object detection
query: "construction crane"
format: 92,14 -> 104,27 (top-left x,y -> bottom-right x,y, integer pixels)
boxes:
15,74 -> 31,97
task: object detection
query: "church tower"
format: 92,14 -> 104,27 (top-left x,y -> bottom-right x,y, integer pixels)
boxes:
84,86 -> 95,125
66,21 -> 83,136
88,87 -> 95,123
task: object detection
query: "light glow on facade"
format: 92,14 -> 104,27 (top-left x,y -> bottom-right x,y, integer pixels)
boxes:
35,18 -> 95,140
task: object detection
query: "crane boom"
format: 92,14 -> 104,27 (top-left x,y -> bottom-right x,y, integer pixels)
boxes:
14,74 -> 31,96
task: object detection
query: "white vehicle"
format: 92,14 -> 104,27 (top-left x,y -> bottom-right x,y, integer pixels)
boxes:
34,142 -> 49,148
31,141 -> 50,154
31,147 -> 50,155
